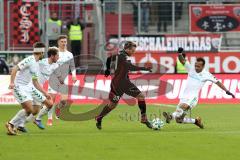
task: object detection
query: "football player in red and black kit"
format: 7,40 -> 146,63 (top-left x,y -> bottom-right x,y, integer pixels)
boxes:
95,41 -> 153,129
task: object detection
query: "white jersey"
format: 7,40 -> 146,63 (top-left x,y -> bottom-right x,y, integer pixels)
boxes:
57,50 -> 76,77
57,50 -> 73,65
179,62 -> 219,99
15,55 -> 39,86
38,58 -> 59,85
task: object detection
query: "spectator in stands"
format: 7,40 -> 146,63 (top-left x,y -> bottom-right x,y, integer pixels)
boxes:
131,1 -> 138,26
67,17 -> 85,57
105,1 -> 117,13
141,1 -> 150,32
0,57 -> 9,74
47,12 -> 62,47
132,1 -> 151,32
157,2 -> 172,32
62,17 -> 72,34
175,2 -> 183,21
8,54 -> 20,68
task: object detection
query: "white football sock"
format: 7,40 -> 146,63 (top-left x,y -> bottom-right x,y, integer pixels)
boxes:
172,112 -> 177,120
26,114 -> 35,122
36,106 -> 49,121
183,117 -> 196,124
13,118 -> 22,128
17,114 -> 35,128
17,114 -> 35,127
17,117 -> 26,128
172,108 -> 184,120
47,105 -> 55,120
9,109 -> 27,127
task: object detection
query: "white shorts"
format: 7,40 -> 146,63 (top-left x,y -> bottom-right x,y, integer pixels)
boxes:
178,97 -> 198,109
13,84 -> 46,104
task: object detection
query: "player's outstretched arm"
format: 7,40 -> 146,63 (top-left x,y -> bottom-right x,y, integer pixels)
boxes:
129,63 -> 152,72
215,81 -> 235,98
178,47 -> 186,65
69,58 -> 77,83
9,66 -> 19,89
53,66 -> 64,84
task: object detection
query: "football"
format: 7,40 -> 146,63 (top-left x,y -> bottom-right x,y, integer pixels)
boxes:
151,118 -> 165,130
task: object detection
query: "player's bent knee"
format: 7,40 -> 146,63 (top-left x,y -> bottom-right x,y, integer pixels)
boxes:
24,107 -> 32,115
179,104 -> 190,111
176,108 -> 184,116
25,109 -> 32,115
32,106 -> 40,115
21,101 -> 33,114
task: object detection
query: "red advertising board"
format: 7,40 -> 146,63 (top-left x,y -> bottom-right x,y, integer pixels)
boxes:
190,4 -> 240,33
0,74 -> 239,105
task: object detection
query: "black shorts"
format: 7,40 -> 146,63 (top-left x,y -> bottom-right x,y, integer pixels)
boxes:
109,81 -> 141,103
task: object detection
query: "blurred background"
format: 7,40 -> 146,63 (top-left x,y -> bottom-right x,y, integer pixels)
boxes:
0,0 -> 239,74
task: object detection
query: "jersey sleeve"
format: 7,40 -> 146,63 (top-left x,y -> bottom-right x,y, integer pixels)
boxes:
206,72 -> 219,83
17,57 -> 31,70
70,58 -> 76,77
69,53 -> 76,77
52,63 -> 61,77
29,62 -> 39,80
184,61 -> 191,72
52,63 -> 59,71
118,55 -> 145,71
128,62 -> 146,71
106,56 -> 113,70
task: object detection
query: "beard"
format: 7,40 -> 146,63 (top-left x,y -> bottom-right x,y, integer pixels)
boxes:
39,55 -> 44,60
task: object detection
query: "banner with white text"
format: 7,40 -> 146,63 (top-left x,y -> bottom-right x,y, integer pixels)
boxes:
107,34 -> 222,53
0,74 -> 239,105
190,4 -> 240,33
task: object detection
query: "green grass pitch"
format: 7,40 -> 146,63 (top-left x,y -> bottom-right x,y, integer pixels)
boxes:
0,104 -> 240,160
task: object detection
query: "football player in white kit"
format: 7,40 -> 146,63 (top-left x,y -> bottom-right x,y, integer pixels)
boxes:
17,47 -> 60,131
163,48 -> 235,129
6,42 -> 54,135
39,35 -> 76,126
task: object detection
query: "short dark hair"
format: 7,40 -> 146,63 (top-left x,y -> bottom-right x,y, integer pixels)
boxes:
196,57 -> 205,66
33,42 -> 45,48
124,41 -> 136,50
57,35 -> 68,41
47,47 -> 59,58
